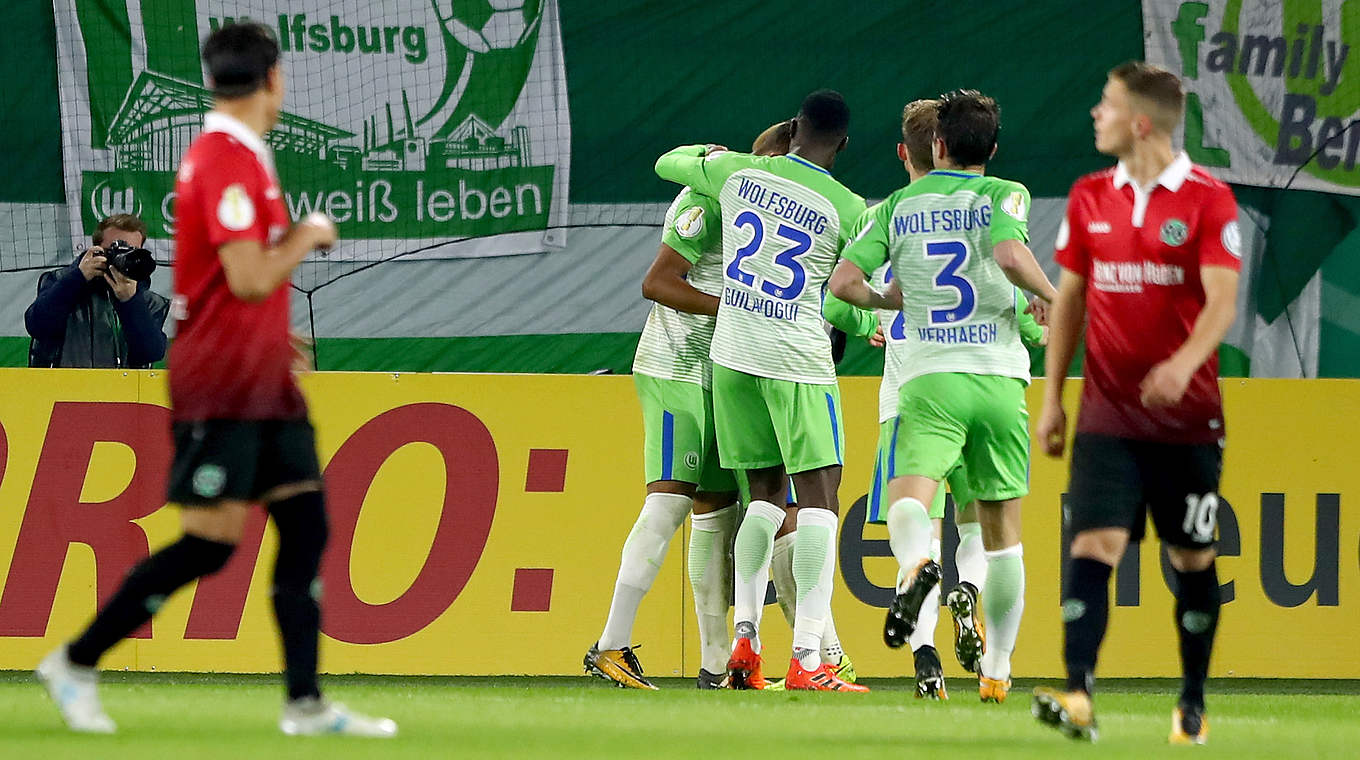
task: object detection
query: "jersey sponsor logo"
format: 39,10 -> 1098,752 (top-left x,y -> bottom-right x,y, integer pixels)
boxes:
1221,220 -> 1243,258
1091,259 -> 1186,293
1055,218 -> 1070,250
1160,218 -> 1189,247
674,206 -> 705,239
1086,220 -> 1112,234
722,286 -> 801,322
217,184 -> 256,231
1000,190 -> 1028,220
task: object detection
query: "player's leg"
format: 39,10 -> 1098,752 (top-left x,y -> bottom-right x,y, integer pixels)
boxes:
1033,434 -> 1142,741
1147,441 -> 1224,745
260,421 -> 396,737
907,512 -> 946,699
946,466 -> 987,674
37,420 -> 254,733
687,408 -> 741,689
588,375 -> 704,688
957,375 -> 1031,703
770,500 -> 798,629
713,365 -> 785,689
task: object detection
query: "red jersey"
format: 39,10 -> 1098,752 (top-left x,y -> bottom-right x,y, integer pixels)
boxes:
168,112 -> 306,421
1055,153 -> 1241,444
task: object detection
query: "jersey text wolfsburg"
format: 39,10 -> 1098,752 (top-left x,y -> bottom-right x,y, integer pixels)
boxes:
843,170 -> 1033,387
655,146 -> 865,384
632,189 -> 724,388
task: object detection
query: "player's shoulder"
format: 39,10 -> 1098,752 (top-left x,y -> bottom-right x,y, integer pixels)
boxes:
182,131 -> 262,182
1185,164 -> 1234,196
1071,167 -> 1117,194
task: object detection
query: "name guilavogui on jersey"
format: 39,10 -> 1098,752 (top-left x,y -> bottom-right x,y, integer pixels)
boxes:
1056,153 -> 1241,444
169,112 -> 306,422
655,147 -> 865,385
841,170 -> 1033,386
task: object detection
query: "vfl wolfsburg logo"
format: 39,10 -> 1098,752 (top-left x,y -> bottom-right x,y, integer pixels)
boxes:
67,0 -> 564,248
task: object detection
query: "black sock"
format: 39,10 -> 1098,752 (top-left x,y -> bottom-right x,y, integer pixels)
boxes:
1174,563 -> 1220,710
68,535 -> 235,667
268,491 -> 329,701
1063,557 -> 1113,694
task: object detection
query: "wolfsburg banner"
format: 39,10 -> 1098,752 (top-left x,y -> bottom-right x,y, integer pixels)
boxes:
1144,1 -> 1360,195
52,0 -> 570,260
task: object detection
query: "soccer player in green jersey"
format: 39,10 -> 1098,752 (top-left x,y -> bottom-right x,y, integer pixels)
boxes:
655,91 -> 869,692
858,99 -> 1047,700
586,123 -> 794,690
831,90 -> 1058,703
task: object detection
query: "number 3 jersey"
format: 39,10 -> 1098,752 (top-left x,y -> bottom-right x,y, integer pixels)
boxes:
655,146 -> 865,385
842,170 -> 1032,387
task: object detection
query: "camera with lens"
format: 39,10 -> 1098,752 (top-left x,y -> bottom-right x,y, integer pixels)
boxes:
103,240 -> 157,281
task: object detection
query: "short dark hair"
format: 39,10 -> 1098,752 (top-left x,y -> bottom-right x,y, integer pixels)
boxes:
93,214 -> 147,246
797,89 -> 851,141
202,21 -> 279,98
900,99 -> 939,172
1109,60 -> 1184,133
751,120 -> 792,156
936,89 -> 999,167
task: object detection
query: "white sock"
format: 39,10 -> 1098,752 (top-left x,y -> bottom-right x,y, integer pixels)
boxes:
908,538 -> 943,651
886,498 -> 932,592
688,503 -> 738,675
821,616 -> 844,665
732,500 -> 784,653
771,532 -> 797,628
956,522 -> 986,590
598,492 -> 691,650
792,508 -> 838,670
979,543 -> 1025,681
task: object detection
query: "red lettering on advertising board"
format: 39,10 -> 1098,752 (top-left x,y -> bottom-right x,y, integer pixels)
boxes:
320,403 -> 498,644
0,403 -> 169,636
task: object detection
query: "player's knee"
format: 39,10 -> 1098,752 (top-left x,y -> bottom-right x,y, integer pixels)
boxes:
1167,545 -> 1216,572
1070,529 -> 1126,565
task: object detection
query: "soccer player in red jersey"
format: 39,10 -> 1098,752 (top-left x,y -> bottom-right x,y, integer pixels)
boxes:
36,22 -> 395,737
1031,62 -> 1241,744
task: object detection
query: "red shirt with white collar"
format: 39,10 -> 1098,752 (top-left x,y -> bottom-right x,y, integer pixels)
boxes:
168,112 -> 305,421
1055,152 -> 1241,444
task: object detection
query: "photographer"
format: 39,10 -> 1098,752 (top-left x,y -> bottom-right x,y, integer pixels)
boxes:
25,214 -> 170,368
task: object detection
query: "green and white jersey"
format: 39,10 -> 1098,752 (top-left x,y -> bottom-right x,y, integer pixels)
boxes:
633,189 -> 724,388
655,146 -> 866,385
843,170 -> 1033,387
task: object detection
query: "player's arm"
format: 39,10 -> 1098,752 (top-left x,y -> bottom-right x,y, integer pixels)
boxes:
1038,269 -> 1087,456
830,209 -> 896,310
828,258 -> 896,311
654,145 -> 729,197
994,240 -> 1058,304
219,214 -> 336,303
1139,265 -> 1239,408
640,243 -> 717,316
822,289 -> 882,345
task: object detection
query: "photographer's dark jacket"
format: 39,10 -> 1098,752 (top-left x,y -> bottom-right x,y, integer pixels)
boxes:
24,256 -> 170,368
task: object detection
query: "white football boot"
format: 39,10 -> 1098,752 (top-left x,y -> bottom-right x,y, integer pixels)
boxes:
279,697 -> 398,738
35,646 -> 116,734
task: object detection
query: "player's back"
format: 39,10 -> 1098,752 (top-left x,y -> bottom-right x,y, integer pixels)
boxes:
170,122 -> 302,421
878,170 -> 1032,385
707,153 -> 865,384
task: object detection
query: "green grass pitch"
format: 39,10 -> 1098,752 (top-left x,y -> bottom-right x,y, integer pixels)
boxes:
2,672 -> 1356,758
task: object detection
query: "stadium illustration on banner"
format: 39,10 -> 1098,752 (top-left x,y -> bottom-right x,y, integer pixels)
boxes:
58,0 -> 570,258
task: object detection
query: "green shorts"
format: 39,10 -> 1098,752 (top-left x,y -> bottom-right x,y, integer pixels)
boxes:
711,364 -> 844,474
635,374 -> 738,493
893,373 -> 1030,502
867,418 -> 975,523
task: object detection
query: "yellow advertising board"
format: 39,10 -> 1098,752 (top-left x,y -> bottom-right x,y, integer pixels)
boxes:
0,371 -> 1355,679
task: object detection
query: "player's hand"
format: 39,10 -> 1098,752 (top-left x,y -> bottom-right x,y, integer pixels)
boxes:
78,247 -> 109,281
289,329 -> 313,374
1038,325 -> 1050,347
867,325 -> 885,348
1025,296 -> 1050,325
300,212 -> 338,250
1037,400 -> 1067,457
103,266 -> 137,302
703,144 -> 728,156
1139,358 -> 1193,408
